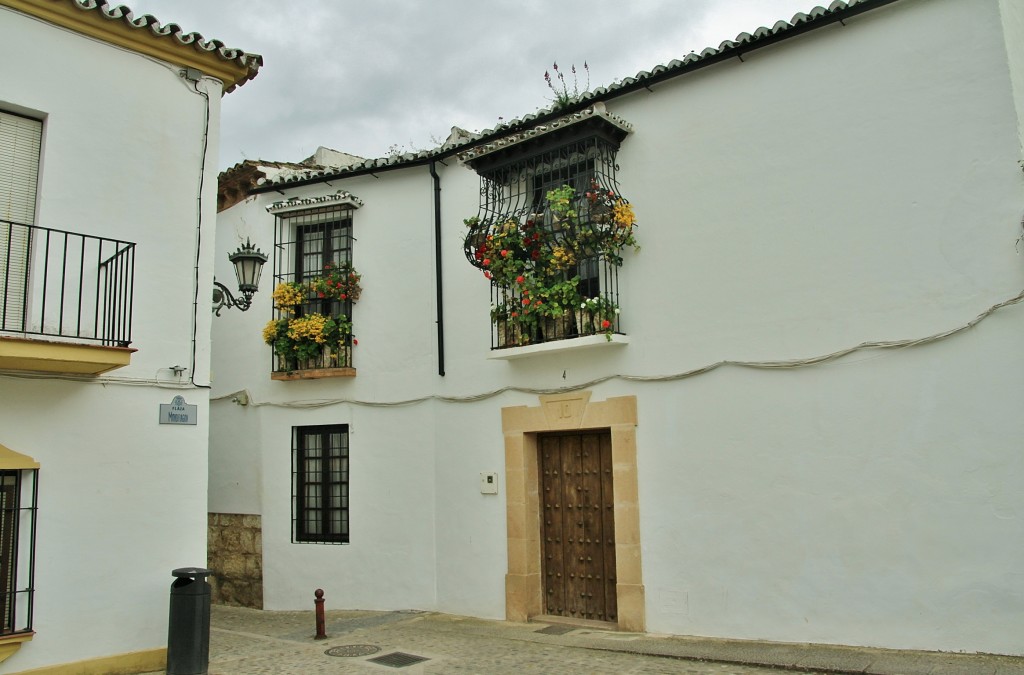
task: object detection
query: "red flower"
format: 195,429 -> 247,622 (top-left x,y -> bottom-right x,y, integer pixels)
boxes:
340,293 -> 347,300
602,319 -> 611,329
522,298 -> 530,305
484,271 -> 492,279
353,338 -> 358,345
317,292 -> 325,298
534,300 -> 542,306
516,275 -> 525,284
500,249 -> 508,257
483,258 -> 491,266
531,250 -> 540,260
511,311 -> 518,318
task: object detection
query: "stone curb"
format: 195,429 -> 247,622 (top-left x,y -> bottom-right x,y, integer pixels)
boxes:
372,612 -> 1024,675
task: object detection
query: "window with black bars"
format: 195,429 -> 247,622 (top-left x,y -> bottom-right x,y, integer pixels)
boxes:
272,207 -> 355,371
463,126 -> 632,349
292,425 -> 349,544
0,468 -> 37,636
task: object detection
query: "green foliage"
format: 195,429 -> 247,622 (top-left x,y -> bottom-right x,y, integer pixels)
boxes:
465,179 -> 639,345
544,62 -> 590,110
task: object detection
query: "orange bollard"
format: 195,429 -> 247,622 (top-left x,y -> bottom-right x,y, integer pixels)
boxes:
314,588 -> 327,640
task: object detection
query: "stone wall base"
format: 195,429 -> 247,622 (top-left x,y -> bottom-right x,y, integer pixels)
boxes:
208,513 -> 263,609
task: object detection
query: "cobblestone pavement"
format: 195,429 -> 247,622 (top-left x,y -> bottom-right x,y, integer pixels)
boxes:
153,606 -> 817,675
144,605 -> 1024,675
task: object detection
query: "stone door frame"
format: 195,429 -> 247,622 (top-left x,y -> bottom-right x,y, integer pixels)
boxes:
502,392 -> 644,632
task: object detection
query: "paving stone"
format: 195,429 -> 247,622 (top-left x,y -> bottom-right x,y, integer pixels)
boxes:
138,605 -> 1024,675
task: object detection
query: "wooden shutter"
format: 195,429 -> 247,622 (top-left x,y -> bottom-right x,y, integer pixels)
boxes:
0,112 -> 41,332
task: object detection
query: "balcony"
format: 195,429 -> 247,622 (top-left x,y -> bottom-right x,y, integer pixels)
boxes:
0,220 -> 136,375
267,201 -> 358,380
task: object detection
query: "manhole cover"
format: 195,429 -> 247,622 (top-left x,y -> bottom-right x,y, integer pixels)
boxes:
367,651 -> 430,668
325,644 -> 381,657
536,624 -> 576,635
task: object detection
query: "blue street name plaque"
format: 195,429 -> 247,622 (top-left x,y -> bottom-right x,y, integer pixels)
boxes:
159,395 -> 198,425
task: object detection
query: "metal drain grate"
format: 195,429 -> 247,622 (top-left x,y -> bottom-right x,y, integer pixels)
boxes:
325,644 -> 381,657
367,651 -> 430,668
536,624 -> 576,635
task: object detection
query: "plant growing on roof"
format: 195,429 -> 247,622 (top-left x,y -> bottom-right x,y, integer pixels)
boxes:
545,61 -> 590,110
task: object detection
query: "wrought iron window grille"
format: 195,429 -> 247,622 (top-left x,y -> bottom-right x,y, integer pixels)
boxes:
0,468 -> 38,636
270,206 -> 356,372
291,425 -> 349,544
462,117 -> 633,349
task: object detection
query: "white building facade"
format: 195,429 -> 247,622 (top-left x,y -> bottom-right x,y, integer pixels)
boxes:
212,0 -> 1024,656
0,1 -> 259,672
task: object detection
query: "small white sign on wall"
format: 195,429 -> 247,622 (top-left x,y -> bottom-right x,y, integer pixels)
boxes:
159,395 -> 197,425
480,472 -> 499,494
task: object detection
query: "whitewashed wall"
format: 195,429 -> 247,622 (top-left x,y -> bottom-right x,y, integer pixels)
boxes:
211,0 -> 1024,655
0,6 -> 219,671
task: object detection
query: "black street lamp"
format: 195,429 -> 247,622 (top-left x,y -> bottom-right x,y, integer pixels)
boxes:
212,239 -> 268,315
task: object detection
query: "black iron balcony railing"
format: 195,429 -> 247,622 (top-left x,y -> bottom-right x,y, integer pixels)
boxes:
1,220 -> 135,347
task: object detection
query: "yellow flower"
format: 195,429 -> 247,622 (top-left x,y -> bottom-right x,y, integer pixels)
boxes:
550,245 -> 576,271
262,320 -> 282,344
272,282 -> 305,313
288,314 -> 328,344
612,199 -> 636,229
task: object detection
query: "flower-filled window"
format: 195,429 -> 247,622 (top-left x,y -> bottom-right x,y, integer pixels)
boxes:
460,104 -> 636,348
265,193 -> 363,376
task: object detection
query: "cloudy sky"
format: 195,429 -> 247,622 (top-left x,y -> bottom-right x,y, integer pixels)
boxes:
123,0 -> 817,170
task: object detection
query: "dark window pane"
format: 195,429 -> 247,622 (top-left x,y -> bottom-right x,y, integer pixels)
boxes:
293,424 -> 349,544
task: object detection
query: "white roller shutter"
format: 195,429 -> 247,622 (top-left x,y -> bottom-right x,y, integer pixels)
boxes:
0,111 -> 41,331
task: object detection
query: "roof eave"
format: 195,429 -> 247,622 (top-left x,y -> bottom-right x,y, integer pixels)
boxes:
252,0 -> 901,193
0,0 -> 261,93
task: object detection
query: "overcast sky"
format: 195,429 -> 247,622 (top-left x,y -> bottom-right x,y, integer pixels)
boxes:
123,0 -> 817,171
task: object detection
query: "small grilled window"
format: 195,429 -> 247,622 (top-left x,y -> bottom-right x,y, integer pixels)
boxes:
292,425 -> 349,544
270,204 -> 357,372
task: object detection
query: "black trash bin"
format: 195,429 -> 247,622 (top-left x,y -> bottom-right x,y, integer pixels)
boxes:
167,567 -> 212,675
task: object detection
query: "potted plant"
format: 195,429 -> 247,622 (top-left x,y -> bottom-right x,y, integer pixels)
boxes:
265,263 -> 362,370
576,295 -> 619,339
309,261 -> 361,302
465,180 -> 637,347
263,313 -> 352,370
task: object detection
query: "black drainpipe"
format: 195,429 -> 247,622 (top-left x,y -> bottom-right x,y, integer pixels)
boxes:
430,159 -> 445,376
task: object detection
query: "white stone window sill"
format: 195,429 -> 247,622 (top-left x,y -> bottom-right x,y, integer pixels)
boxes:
487,334 -> 629,360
